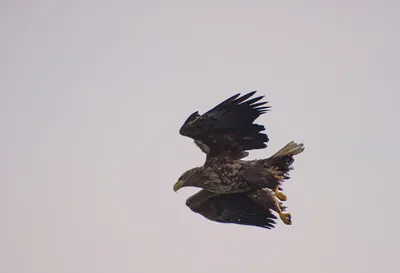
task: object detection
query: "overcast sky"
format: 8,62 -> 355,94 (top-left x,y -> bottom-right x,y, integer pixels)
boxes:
1,1 -> 399,273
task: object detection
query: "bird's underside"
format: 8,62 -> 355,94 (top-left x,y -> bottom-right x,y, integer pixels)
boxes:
174,91 -> 305,229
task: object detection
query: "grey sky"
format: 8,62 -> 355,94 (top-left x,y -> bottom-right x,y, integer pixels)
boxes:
1,1 -> 399,273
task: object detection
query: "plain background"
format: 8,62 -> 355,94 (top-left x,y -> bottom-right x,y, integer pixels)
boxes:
1,1 -> 399,273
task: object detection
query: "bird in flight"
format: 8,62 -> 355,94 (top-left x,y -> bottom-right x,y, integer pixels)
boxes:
174,91 -> 304,229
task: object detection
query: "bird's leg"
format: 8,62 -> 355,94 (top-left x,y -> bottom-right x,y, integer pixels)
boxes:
271,169 -> 287,201
275,187 -> 287,201
272,194 -> 291,225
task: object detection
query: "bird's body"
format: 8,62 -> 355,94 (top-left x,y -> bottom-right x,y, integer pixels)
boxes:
178,141 -> 302,194
174,91 -> 304,229
178,160 -> 252,194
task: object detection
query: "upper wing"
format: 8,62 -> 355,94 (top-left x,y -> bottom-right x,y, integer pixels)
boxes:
179,91 -> 270,158
185,189 -> 277,229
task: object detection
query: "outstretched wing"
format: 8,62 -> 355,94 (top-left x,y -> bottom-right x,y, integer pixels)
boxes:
179,91 -> 270,158
186,190 -> 277,229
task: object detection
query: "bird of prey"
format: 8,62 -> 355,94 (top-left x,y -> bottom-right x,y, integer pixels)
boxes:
174,91 -> 304,229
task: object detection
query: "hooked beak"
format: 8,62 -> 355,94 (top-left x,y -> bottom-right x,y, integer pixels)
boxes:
173,180 -> 185,192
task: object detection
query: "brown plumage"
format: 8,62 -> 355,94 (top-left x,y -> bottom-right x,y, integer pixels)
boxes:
175,141 -> 303,194
174,91 -> 305,229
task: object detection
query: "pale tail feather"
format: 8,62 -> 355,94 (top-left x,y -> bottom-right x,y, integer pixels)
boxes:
270,141 -> 305,158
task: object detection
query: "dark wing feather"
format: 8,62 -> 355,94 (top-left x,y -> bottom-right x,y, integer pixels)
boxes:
186,190 -> 277,229
179,91 -> 270,158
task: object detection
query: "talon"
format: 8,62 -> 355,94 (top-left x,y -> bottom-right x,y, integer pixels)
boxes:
275,190 -> 287,201
279,212 -> 292,225
272,193 -> 292,225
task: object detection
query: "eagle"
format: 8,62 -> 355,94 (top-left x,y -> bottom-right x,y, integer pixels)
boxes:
174,91 -> 304,229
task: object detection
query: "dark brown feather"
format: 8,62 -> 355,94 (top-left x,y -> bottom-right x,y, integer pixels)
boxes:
186,189 -> 277,229
179,91 -> 270,157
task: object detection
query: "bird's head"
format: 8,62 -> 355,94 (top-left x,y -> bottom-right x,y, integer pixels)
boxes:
174,167 -> 204,192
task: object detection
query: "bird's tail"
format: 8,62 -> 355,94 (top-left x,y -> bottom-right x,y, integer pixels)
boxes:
264,141 -> 305,189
